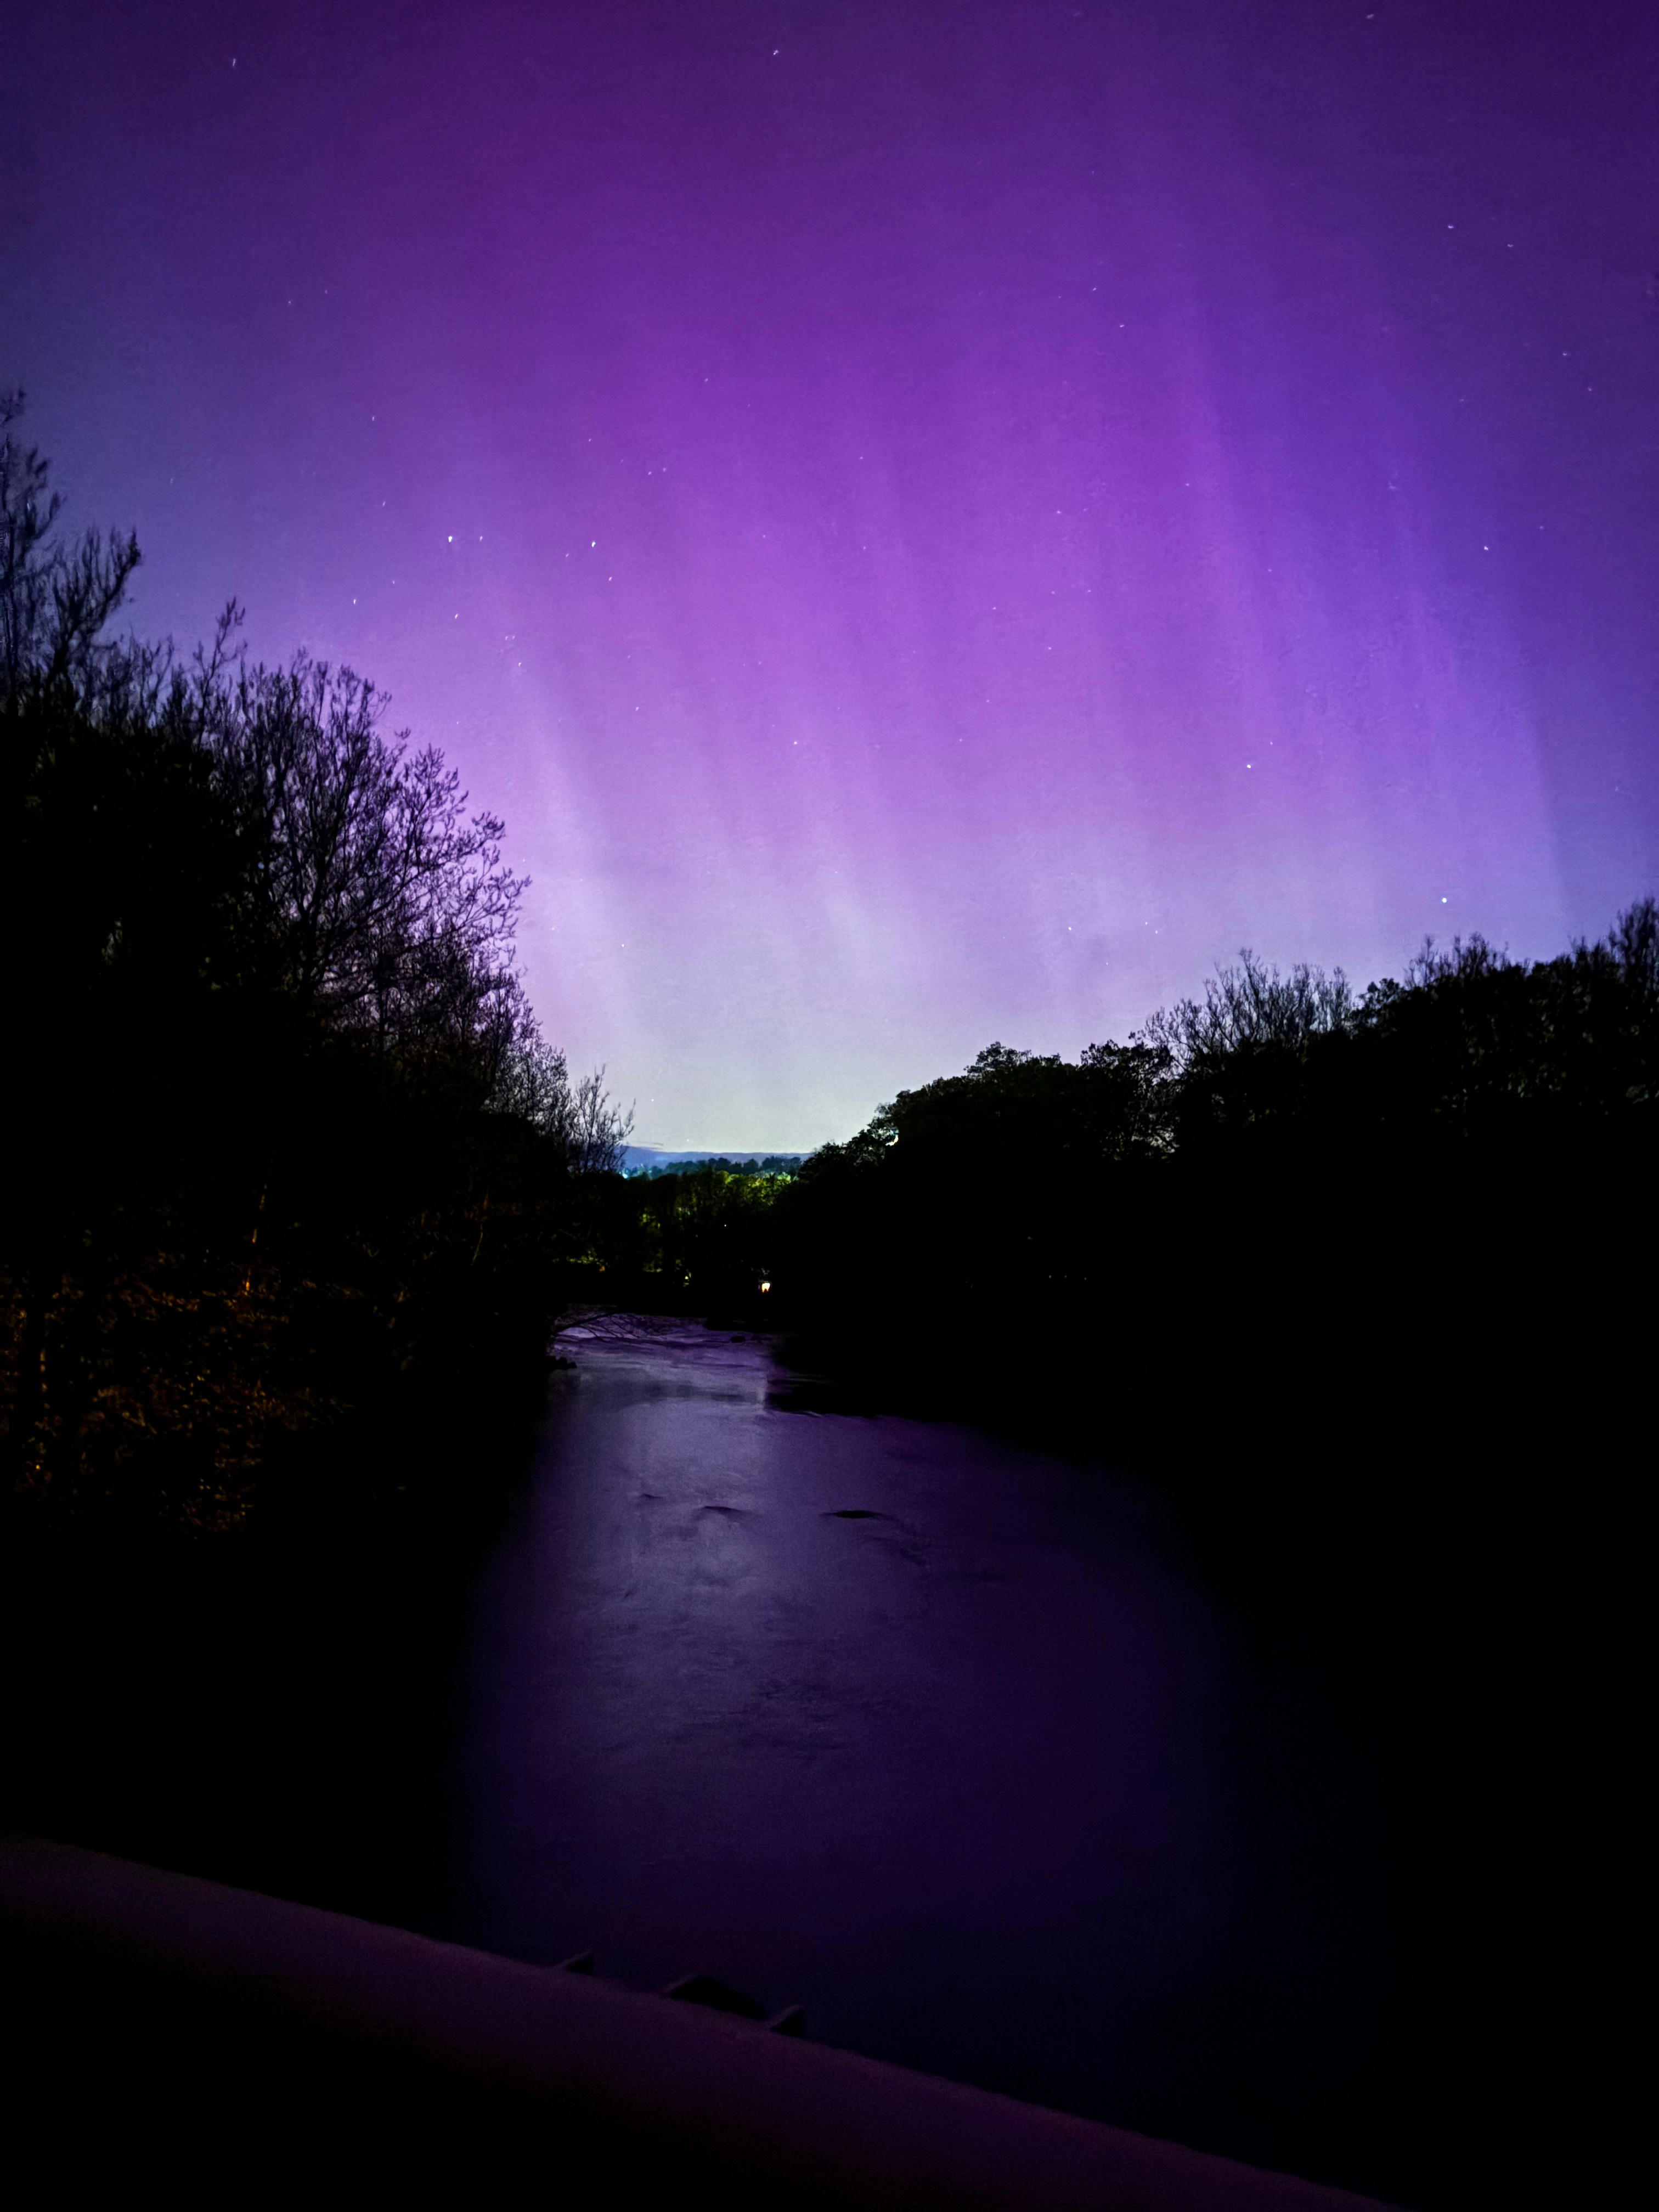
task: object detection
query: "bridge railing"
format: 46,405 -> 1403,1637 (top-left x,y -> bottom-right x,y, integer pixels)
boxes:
1,1833 -> 1396,2210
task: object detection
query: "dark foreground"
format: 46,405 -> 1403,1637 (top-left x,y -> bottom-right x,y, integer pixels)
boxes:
3,1835 -> 1392,2210
0,1304 -> 1640,2212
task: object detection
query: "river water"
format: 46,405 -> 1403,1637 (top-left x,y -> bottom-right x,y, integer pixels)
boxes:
441,1318 -> 1415,2195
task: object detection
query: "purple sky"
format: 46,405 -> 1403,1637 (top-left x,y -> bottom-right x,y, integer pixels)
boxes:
5,1 -> 1655,1145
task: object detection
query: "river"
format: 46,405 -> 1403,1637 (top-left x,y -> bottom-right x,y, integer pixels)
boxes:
436,1317 -> 1416,2197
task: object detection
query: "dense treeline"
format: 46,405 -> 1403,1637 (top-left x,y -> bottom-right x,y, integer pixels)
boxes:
0,396 -> 627,1528
770,910 -> 1659,1457
579,1165 -> 789,1316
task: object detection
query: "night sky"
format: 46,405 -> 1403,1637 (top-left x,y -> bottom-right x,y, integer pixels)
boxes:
5,1 -> 1655,1145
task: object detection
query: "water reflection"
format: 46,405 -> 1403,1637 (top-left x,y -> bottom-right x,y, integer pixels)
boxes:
453,1321 -> 1407,2186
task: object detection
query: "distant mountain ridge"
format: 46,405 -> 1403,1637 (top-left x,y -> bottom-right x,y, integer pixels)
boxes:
622,1146 -> 810,1177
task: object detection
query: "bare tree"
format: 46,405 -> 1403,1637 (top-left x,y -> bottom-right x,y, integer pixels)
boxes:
1139,949 -> 1356,1072
201,648 -> 528,1066
1400,933 -> 1511,991
3,390 -> 617,1132
492,1030 -> 633,1172
1599,897 -> 1659,1003
1,390 -> 142,708
564,1065 -> 634,1175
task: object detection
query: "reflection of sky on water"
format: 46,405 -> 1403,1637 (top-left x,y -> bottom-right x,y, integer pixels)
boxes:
453,1327 -> 1408,2184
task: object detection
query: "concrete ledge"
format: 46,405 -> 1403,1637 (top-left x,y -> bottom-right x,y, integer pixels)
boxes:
1,1833 -> 1397,2210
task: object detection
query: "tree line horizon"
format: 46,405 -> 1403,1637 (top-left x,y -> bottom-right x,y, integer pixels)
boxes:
3,393 -> 1654,1526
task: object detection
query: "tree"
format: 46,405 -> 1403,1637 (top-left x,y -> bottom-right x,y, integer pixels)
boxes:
1,389 -> 140,708
0,394 -> 625,1523
492,1034 -> 634,1173
1137,949 -> 1356,1071
202,646 -> 528,1073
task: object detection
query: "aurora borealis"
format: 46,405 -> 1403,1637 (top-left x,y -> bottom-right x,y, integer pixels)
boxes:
5,0 -> 1654,1144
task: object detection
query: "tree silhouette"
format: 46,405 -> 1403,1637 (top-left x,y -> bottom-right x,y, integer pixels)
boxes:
1,390 -> 140,703
0,396 -> 626,1526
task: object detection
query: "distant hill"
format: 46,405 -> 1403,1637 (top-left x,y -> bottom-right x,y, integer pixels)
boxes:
621,1147 -> 810,1179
